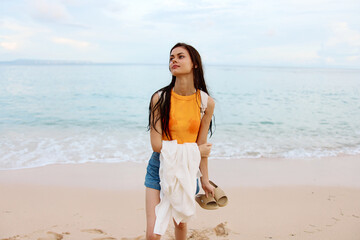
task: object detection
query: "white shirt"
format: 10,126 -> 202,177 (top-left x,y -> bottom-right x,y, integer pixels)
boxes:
153,140 -> 202,235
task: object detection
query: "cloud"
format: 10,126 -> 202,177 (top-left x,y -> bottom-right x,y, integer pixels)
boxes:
29,0 -> 72,22
52,37 -> 90,48
27,0 -> 87,28
346,55 -> 359,62
1,0 -> 359,67
101,1 -> 155,24
266,46 -> 320,63
239,45 -> 321,66
325,57 -> 335,64
265,29 -> 277,37
326,22 -> 360,48
0,19 -> 35,35
0,41 -> 18,50
319,22 -> 360,66
0,19 -> 40,51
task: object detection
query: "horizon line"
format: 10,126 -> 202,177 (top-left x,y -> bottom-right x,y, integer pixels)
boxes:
0,59 -> 359,70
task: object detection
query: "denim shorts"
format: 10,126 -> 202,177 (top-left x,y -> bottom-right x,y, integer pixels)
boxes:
144,152 -> 200,194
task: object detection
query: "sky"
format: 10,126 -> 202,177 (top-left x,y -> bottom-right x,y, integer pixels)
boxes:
0,0 -> 360,68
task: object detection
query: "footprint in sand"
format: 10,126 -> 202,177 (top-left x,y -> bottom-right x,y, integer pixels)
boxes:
1,235 -> 21,240
303,224 -> 317,234
188,230 -> 210,240
214,222 -> 229,236
188,222 -> 230,239
325,217 -> 339,227
81,229 -> 119,240
81,229 -> 106,234
120,236 -> 145,240
188,226 -> 216,240
93,238 -> 117,240
327,195 -> 336,201
340,208 -> 344,216
37,231 -> 63,240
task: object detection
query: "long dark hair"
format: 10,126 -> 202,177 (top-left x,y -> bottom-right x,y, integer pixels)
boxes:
148,42 -> 214,139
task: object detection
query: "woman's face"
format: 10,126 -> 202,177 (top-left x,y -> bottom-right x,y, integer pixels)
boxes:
169,47 -> 194,76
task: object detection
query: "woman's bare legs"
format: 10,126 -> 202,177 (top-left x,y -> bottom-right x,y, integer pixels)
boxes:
146,187 -> 188,240
146,187 -> 161,240
173,219 -> 187,240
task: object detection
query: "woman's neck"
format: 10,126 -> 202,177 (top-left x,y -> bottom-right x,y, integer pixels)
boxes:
173,75 -> 196,96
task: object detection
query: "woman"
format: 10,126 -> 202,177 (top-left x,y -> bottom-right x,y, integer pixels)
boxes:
145,43 -> 215,240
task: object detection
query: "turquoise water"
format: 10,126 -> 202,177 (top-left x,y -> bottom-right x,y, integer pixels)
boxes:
1,64 -> 360,169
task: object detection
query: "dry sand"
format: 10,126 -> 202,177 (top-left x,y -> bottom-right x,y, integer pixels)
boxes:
1,155 -> 360,240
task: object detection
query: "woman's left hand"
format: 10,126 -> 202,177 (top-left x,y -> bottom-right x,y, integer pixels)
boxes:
201,180 -> 215,198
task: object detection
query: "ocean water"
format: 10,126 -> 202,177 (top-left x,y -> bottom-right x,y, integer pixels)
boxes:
0,64 -> 359,169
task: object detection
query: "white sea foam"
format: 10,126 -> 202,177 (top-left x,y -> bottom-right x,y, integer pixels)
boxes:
0,128 -> 152,170
1,127 -> 359,170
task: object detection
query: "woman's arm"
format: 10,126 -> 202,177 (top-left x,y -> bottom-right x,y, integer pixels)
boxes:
197,96 -> 215,197
150,93 -> 162,153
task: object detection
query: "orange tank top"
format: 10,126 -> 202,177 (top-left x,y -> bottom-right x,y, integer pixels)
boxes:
162,90 -> 201,144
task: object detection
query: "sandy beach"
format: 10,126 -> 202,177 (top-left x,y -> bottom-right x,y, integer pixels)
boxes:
1,155 -> 360,240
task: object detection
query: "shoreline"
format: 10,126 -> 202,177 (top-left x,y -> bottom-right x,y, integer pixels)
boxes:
1,155 -> 360,189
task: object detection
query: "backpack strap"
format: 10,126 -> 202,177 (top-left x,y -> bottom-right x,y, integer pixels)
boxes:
200,90 -> 208,119
157,90 -> 208,119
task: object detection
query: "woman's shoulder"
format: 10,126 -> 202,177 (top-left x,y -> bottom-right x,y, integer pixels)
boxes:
151,90 -> 161,103
151,88 -> 167,105
207,96 -> 215,108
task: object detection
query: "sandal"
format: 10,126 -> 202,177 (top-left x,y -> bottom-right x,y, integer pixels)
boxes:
209,180 -> 228,207
195,194 -> 219,210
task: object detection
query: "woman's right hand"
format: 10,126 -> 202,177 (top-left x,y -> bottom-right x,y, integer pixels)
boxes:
198,143 -> 212,158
